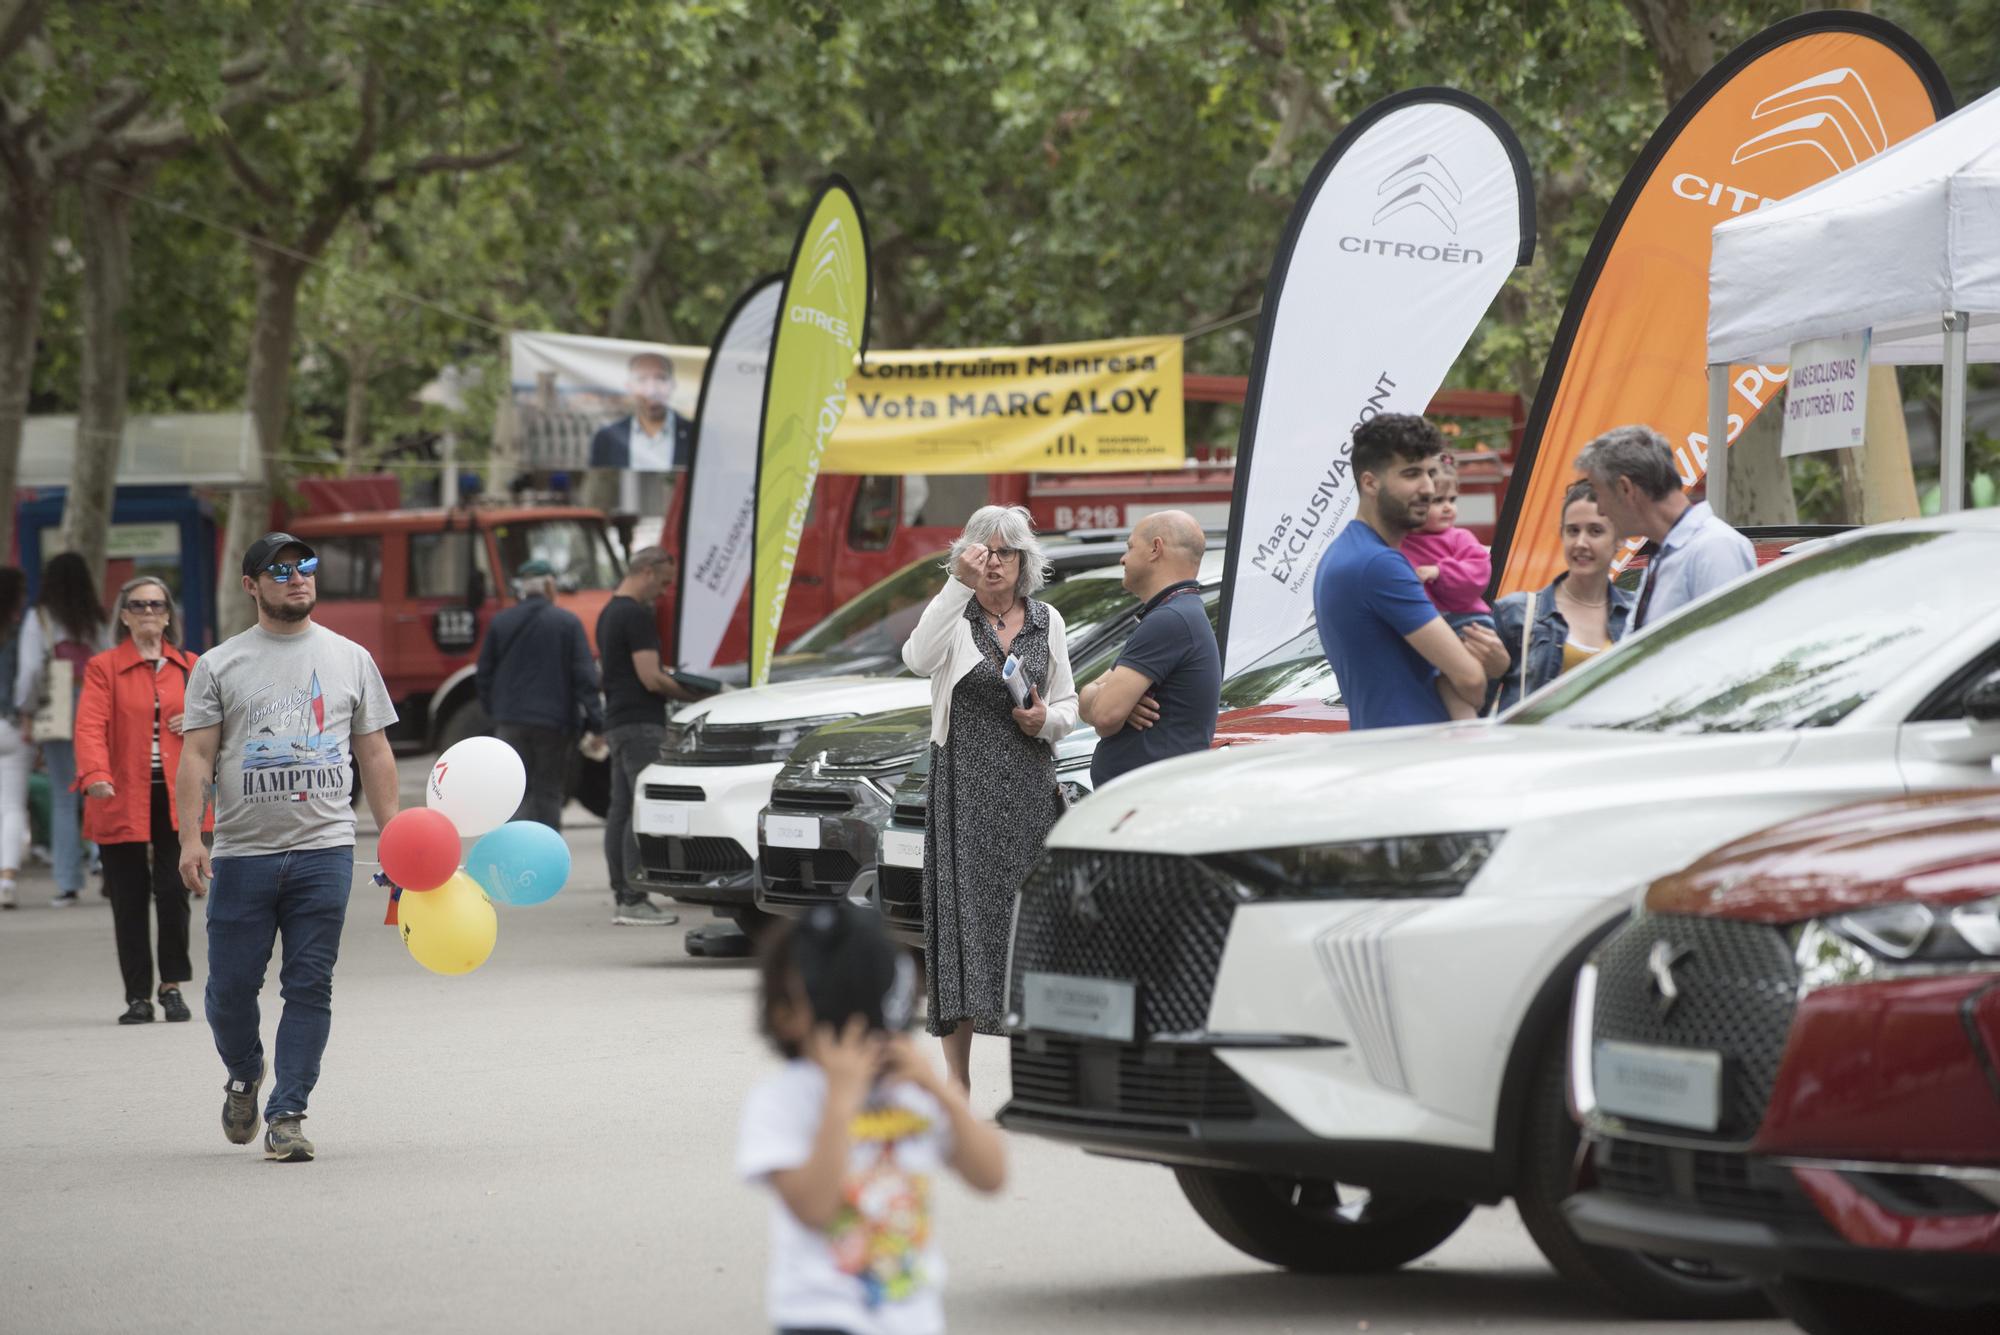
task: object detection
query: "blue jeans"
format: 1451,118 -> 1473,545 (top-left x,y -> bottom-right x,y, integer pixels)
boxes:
40,740 -> 85,894
204,846 -> 354,1122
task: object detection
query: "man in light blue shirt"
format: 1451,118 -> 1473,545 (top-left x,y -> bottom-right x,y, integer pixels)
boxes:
1576,424 -> 1755,631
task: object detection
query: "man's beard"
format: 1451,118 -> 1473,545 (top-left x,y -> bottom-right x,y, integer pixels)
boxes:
1385,494 -> 1431,534
258,589 -> 314,623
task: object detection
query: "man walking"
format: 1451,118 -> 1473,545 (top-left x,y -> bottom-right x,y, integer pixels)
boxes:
1576,424 -> 1755,631
596,547 -> 699,926
475,558 -> 603,828
177,533 -> 400,1164
1315,414 -> 1509,729
1081,511 -> 1220,787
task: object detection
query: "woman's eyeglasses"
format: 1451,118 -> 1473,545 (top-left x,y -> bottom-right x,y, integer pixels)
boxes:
123,599 -> 170,613
260,557 -> 319,583
984,547 -> 1021,564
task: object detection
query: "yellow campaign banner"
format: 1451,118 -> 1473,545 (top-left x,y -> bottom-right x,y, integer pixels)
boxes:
826,335 -> 1184,474
752,178 -> 871,686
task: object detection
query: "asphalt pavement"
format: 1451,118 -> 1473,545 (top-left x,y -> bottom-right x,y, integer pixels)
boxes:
0,755 -> 1796,1334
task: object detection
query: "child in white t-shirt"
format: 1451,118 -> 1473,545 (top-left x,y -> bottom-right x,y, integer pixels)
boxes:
738,906 -> 1006,1335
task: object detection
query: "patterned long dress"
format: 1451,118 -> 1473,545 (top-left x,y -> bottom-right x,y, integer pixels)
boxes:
921,596 -> 1064,1037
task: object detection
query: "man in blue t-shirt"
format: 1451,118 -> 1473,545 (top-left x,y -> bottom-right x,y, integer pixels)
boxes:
1315,414 -> 1508,730
1081,511 -> 1221,787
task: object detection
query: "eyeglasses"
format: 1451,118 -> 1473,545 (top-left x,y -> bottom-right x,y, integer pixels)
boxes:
260,557 -> 319,583
123,599 -> 170,613
985,547 -> 1021,564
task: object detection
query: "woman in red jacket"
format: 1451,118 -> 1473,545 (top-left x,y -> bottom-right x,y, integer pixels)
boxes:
76,579 -> 210,1025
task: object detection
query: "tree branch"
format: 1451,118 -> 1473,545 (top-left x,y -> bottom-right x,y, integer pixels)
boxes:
218,132 -> 283,205
89,80 -> 150,136
392,142 -> 525,179
344,58 -> 382,178
0,0 -> 42,70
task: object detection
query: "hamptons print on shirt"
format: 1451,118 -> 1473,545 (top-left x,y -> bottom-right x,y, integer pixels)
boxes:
240,670 -> 347,802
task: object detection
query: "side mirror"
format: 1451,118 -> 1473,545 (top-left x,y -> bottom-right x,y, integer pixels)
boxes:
1967,669 -> 2000,724
466,569 -> 488,609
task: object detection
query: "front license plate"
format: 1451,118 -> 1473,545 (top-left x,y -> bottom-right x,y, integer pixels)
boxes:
636,802 -> 690,836
765,814 -> 821,851
1594,1040 -> 1724,1132
1022,971 -> 1136,1042
880,829 -> 924,869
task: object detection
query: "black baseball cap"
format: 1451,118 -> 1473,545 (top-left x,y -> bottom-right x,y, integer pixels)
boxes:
791,904 -> 917,1034
242,532 -> 318,578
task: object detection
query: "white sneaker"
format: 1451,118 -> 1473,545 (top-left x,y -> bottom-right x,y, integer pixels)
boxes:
612,899 -> 679,926
49,890 -> 78,908
0,881 -> 14,909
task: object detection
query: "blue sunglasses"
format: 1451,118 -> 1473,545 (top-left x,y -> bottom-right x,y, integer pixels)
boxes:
261,557 -> 319,583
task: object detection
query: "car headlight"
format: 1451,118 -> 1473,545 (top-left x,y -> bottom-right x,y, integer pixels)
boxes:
764,715 -> 859,759
1207,832 -> 1501,902
1830,896 -> 2000,962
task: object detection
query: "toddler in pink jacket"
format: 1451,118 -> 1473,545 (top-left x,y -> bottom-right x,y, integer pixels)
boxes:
1403,455 -> 1494,719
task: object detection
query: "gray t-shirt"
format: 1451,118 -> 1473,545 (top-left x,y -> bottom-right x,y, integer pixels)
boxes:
183,623 -> 398,859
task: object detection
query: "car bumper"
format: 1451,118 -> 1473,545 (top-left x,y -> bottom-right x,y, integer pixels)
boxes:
631,760 -> 781,907
753,769 -> 903,918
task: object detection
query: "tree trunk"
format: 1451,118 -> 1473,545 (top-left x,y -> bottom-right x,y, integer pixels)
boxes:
217,247 -> 307,639
1623,0 -> 1717,104
62,165 -> 142,582
1722,389 -> 1798,526
341,343 -> 372,473
0,177 -> 53,569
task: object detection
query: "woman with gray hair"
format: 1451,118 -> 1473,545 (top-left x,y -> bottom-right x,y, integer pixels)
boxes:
902,504 -> 1079,1087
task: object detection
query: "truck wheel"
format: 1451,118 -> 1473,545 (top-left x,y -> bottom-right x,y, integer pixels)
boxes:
1513,1036 -> 1768,1318
1766,1278 -> 2000,1335
434,699 -> 491,753
1173,1168 -> 1470,1273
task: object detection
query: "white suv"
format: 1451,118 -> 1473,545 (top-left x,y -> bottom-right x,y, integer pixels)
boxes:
999,513 -> 2000,1316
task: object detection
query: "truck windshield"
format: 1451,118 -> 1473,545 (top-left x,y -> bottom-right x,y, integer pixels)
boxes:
492,519 -> 622,593
1508,529 -> 2000,734
787,554 -> 951,658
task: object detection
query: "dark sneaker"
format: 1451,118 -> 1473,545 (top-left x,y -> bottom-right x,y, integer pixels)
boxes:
50,890 -> 78,908
612,899 -> 679,926
158,988 -> 191,1023
118,999 -> 155,1025
265,1117 -> 314,1163
222,1065 -> 264,1145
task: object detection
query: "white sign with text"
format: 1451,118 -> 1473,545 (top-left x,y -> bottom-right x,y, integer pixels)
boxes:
1781,330 -> 1870,457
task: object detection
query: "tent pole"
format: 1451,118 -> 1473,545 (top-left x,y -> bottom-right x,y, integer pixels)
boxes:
1941,311 -> 1968,514
1706,363 -> 1731,522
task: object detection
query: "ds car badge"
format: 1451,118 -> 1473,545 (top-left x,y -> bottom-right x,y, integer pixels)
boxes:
1647,940 -> 1692,1018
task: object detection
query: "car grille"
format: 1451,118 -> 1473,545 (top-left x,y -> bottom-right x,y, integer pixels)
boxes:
1009,1034 -> 1255,1123
1593,1140 -> 1832,1234
641,783 -> 704,802
1592,914 -> 1798,1140
761,847 -> 862,900
635,835 -> 752,882
770,787 -> 855,814
892,799 -> 927,826
878,863 -> 922,929
1008,849 -> 1238,1038
662,723 -> 774,766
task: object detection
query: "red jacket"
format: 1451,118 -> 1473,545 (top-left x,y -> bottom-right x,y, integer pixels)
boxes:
74,639 -> 212,844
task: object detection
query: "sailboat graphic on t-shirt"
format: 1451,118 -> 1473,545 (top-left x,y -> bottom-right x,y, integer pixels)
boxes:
241,669 -> 345,786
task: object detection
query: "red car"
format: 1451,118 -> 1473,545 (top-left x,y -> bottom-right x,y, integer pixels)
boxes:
1563,790 -> 2000,1334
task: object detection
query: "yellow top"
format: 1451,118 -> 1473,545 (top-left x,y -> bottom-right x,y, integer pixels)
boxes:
1561,639 -> 1605,674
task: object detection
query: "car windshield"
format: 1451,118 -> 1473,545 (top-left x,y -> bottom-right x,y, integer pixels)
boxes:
786,554 -> 949,658
1072,588 -> 1222,684
1509,529 -> 2000,734
1219,624 -> 1337,709
491,519 -> 621,593
1040,574 -> 1142,658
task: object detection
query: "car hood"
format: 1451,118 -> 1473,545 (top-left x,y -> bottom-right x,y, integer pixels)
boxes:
1647,788 -> 2000,923
1052,722 -> 1803,854
671,676 -> 931,727
1211,698 -> 1350,747
791,706 -> 932,770
702,650 -> 902,689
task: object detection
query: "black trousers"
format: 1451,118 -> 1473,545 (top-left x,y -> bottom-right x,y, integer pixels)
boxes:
102,778 -> 191,1003
495,722 -> 574,830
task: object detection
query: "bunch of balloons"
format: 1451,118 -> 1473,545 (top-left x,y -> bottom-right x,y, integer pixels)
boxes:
376,736 -> 575,976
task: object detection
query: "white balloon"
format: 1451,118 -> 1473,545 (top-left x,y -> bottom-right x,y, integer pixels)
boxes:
425,736 -> 527,837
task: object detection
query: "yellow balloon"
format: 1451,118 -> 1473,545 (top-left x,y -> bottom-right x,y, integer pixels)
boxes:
398,870 -> 496,976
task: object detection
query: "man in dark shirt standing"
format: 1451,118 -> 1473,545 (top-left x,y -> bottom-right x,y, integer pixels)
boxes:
596,547 -> 699,925
1080,511 -> 1221,788
475,559 -> 603,829
1314,414 -> 1508,729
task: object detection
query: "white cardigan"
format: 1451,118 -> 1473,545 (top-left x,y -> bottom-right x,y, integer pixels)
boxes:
901,578 -> 1079,749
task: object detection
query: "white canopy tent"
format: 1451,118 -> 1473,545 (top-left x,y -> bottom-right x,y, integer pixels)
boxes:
1705,84 -> 2000,517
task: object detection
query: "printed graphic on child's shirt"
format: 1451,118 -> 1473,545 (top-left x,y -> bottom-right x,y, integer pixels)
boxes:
826,1104 -> 934,1310
240,671 -> 347,804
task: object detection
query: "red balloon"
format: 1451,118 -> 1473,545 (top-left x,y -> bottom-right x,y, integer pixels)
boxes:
379,808 -> 462,892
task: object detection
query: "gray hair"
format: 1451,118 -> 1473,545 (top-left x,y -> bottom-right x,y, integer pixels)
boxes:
114,575 -> 183,648
628,545 -> 672,574
1574,424 -> 1679,500
948,504 -> 1049,597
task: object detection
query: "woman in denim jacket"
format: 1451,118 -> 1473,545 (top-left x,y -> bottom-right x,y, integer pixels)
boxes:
1490,480 -> 1635,714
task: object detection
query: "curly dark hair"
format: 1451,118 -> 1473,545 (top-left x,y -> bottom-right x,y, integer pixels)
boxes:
35,551 -> 107,644
1351,413 -> 1444,482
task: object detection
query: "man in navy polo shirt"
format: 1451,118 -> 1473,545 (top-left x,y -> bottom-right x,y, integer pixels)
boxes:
1081,511 -> 1221,787
1315,414 -> 1508,729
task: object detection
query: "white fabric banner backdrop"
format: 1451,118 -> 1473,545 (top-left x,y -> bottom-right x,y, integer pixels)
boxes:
1218,90 -> 1534,675
678,277 -> 782,673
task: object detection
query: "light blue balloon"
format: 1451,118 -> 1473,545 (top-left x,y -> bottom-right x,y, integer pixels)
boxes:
468,821 -> 572,907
